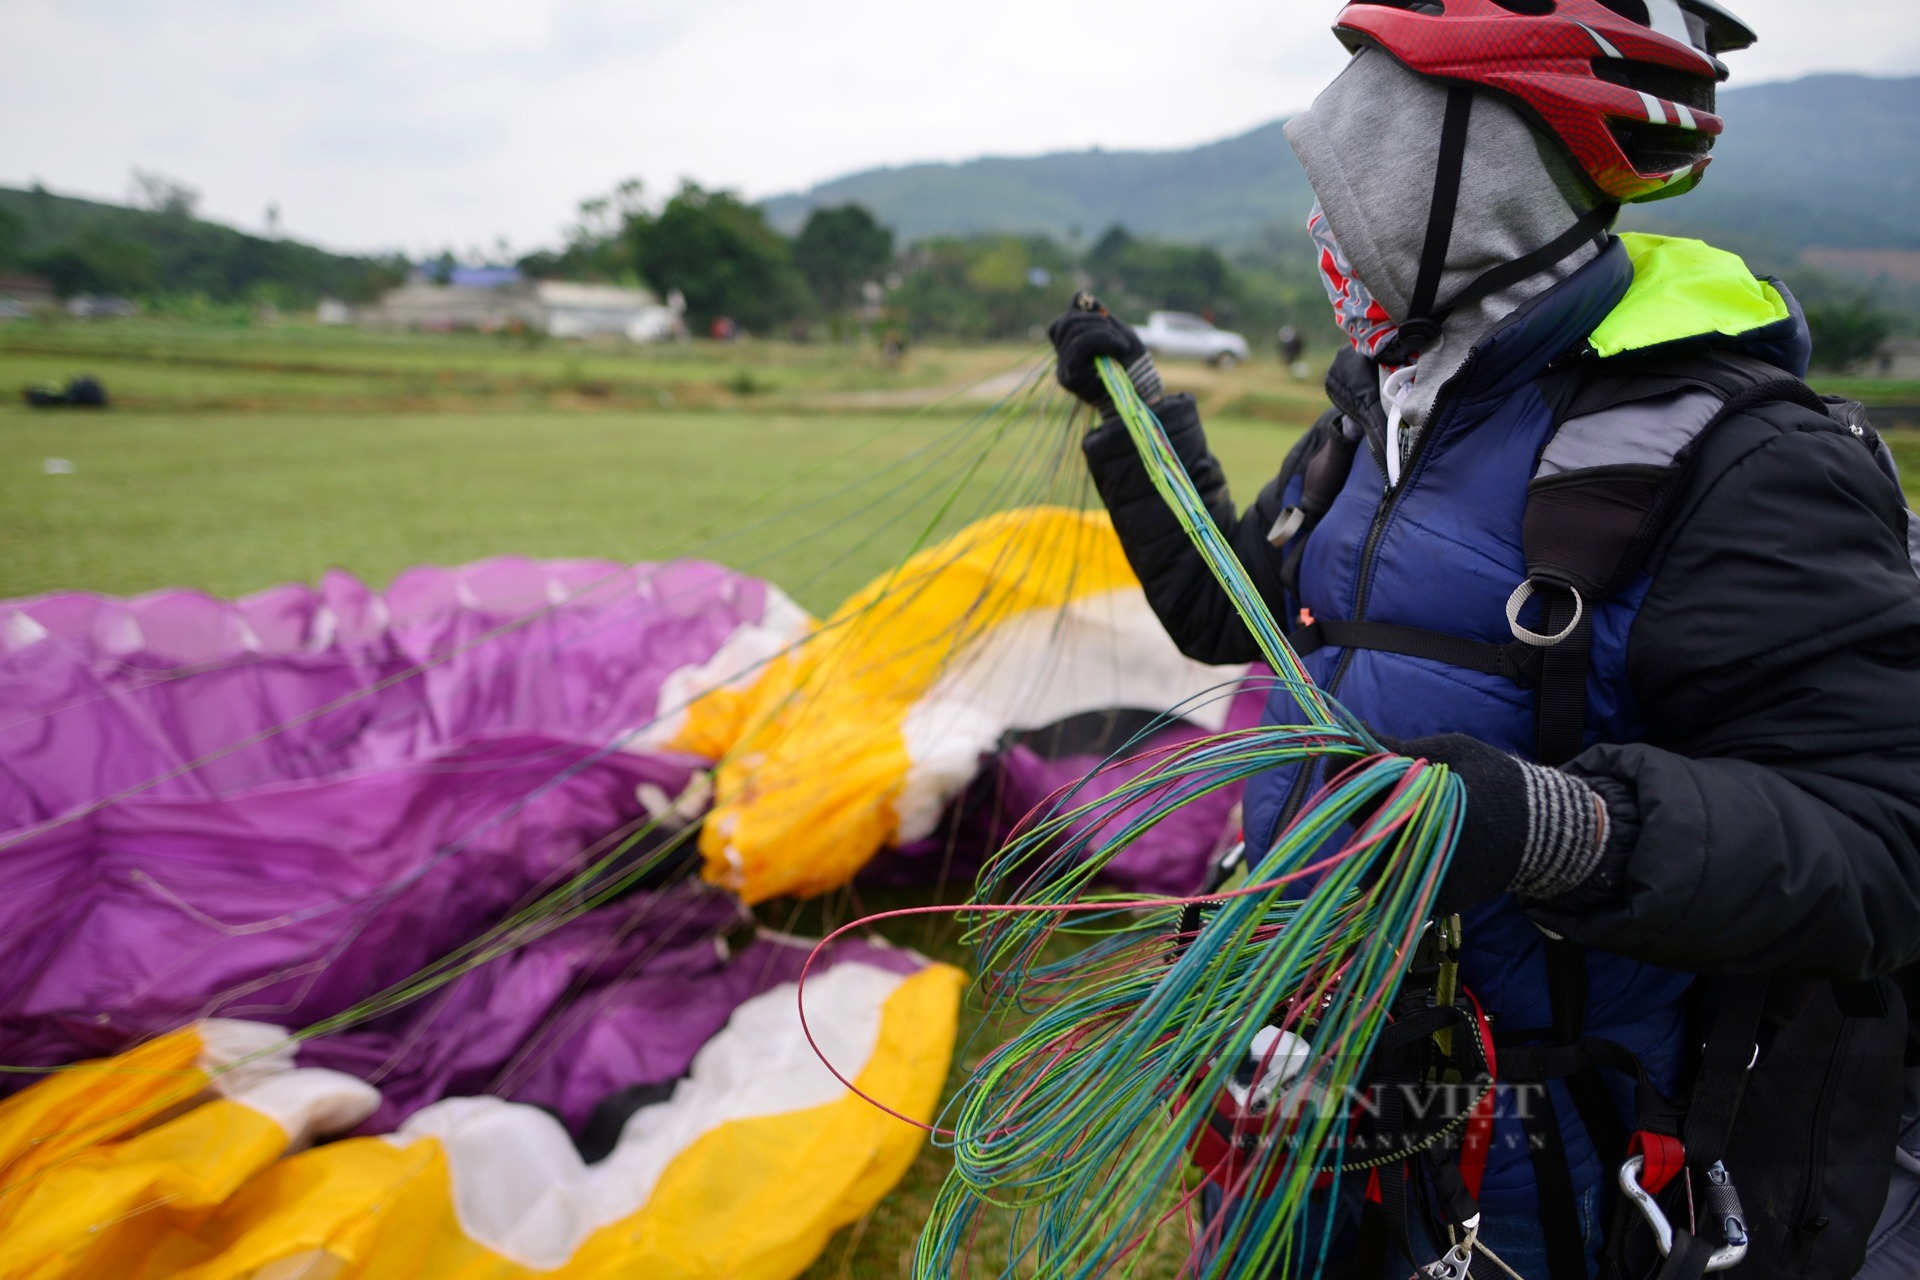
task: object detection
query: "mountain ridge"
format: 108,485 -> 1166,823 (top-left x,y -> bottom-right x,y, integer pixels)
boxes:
764,73 -> 1920,260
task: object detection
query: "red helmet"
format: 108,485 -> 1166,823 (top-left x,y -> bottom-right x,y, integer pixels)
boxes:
1334,0 -> 1757,203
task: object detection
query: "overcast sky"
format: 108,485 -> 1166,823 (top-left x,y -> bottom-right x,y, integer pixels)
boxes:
5,1 -> 1915,258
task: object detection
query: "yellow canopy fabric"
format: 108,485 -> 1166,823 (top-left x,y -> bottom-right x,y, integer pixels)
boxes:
0,961 -> 961,1280
688,506 -> 1244,903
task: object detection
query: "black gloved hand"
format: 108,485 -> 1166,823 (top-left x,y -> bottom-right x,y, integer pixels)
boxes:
1383,733 -> 1612,917
1047,294 -> 1162,417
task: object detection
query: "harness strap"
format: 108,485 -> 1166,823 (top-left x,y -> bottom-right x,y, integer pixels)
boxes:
1526,938 -> 1603,1280
1497,1038 -> 1688,1142
1682,978 -> 1768,1167
1547,937 -> 1588,1042
1360,1072 -> 1418,1279
1653,1231 -> 1719,1280
1291,619 -> 1543,686
1543,942 -> 1635,1185
1566,1065 -> 1631,1182
1533,589 -> 1593,766
1520,1085 -> 1596,1280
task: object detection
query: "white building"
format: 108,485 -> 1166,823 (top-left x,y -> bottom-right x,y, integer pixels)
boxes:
538,282 -> 680,340
363,277 -> 539,332
364,275 -> 684,341
1873,339 -> 1920,381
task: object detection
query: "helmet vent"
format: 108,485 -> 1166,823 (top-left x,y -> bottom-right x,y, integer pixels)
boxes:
1594,0 -> 1652,23
1490,0 -> 1556,12
1610,118 -> 1715,174
1591,57 -> 1716,113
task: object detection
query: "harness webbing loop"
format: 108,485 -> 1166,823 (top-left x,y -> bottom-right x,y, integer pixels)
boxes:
1290,619 -> 1544,686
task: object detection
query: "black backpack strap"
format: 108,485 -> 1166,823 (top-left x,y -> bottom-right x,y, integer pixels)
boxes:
1533,590 -> 1593,767
1523,938 -> 1610,1280
1683,979 -> 1768,1166
1522,350 -> 1835,605
1291,619 -> 1544,687
1519,350 -> 1841,767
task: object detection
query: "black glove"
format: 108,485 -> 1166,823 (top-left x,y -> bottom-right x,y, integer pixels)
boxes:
1047,294 -> 1162,417
1384,733 -> 1613,917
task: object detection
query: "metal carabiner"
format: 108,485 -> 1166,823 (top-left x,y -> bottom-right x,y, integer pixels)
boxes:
1618,1156 -> 1751,1273
1416,1214 -> 1479,1280
1418,1243 -> 1473,1280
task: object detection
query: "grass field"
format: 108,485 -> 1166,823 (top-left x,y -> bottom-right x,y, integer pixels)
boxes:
0,319 -> 1320,612
4,316 -> 1915,1278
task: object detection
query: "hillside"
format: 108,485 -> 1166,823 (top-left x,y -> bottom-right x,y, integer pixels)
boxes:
764,120 -> 1311,248
1624,75 -> 1920,256
765,74 -> 1920,259
0,185 -> 403,304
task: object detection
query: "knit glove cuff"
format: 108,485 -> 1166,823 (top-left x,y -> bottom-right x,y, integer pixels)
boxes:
1387,734 -> 1611,915
1121,350 -> 1164,408
1508,759 -> 1611,901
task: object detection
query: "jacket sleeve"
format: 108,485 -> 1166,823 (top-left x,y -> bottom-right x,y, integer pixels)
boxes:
1536,403 -> 1920,981
1081,393 -> 1311,666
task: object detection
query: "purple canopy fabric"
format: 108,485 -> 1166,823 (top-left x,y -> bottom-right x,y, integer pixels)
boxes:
0,559 -> 782,1078
0,554 -> 1257,1142
299,884 -> 919,1135
874,678 -> 1269,897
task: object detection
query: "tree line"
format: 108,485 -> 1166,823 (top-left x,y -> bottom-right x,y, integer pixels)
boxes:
5,169 -> 1899,370
518,179 -> 1337,348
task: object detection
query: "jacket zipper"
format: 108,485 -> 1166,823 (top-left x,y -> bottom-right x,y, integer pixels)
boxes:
1330,354 -> 1477,694
1268,354 -> 1480,836
1793,1018 -> 1855,1240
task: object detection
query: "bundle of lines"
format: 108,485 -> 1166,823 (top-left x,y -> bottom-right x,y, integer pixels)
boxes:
914,359 -> 1469,1278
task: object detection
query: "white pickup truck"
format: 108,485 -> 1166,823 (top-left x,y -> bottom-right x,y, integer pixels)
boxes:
1134,311 -> 1251,368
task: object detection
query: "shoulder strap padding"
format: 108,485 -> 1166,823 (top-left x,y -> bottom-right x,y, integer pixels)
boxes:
1523,351 -> 1832,600
1537,389 -> 1724,479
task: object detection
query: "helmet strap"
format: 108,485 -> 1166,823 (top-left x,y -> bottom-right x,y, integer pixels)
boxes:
1375,84 -> 1620,368
1402,86 -> 1478,337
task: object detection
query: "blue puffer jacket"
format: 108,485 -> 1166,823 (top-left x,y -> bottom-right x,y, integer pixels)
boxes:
1244,240 -> 1691,1217
1084,231 -> 1920,1243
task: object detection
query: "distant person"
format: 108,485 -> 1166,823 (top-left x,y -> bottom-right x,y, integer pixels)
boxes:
1276,324 -> 1308,379
709,316 -> 738,342
1276,324 -> 1303,367
1050,2 -> 1920,1277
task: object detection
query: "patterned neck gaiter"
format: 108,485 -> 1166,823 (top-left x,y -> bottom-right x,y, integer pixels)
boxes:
1309,201 -> 1400,362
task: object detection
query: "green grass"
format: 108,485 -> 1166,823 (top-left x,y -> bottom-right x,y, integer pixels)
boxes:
1809,375 -> 1920,408
0,404 -> 1300,616
0,318 -> 1304,614
0,317 -> 1030,414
